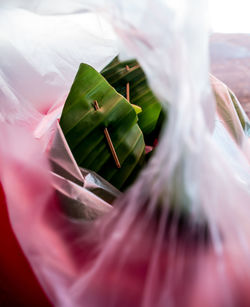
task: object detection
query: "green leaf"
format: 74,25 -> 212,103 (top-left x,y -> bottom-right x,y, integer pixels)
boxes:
101,57 -> 164,144
132,103 -> 142,114
60,63 -> 145,190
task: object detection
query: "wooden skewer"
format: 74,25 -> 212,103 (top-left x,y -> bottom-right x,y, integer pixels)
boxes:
93,100 -> 121,169
125,65 -> 130,102
126,83 -> 130,102
103,128 -> 121,169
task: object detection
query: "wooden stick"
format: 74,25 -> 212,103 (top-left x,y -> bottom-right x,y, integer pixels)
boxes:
103,128 -> 121,168
93,100 -> 121,169
125,65 -> 130,102
93,100 -> 99,111
126,83 -> 130,102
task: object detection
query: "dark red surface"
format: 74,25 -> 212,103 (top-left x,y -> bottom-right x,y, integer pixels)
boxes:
0,183 -> 51,306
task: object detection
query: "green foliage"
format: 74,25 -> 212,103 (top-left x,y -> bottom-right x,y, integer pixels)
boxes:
101,57 -> 165,144
60,63 -> 145,190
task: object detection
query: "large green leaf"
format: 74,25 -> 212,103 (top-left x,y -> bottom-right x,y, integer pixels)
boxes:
60,63 -> 145,190
101,57 -> 164,144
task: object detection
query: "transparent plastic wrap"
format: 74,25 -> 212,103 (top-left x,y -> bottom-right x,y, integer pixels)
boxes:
0,2 -> 117,144
49,121 -> 120,220
0,1 -> 250,307
66,2 -> 250,306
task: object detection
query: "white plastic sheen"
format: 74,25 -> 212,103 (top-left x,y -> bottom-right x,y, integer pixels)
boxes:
0,1 -> 250,307
0,4 -> 117,144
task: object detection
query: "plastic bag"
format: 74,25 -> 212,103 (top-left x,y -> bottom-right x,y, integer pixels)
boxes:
0,3 -> 117,145
0,3 -> 118,304
0,0 -> 250,306
50,122 -> 119,220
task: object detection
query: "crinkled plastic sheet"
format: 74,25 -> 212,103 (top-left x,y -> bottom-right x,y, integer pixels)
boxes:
0,3 -> 117,142
0,0 -> 250,307
50,122 -> 120,220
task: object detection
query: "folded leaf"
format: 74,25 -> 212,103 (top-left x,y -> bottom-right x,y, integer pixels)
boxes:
101,57 -> 164,143
60,63 -> 145,190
